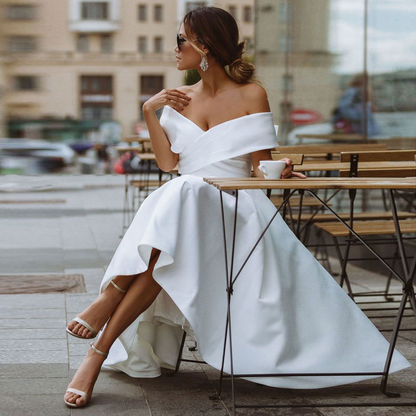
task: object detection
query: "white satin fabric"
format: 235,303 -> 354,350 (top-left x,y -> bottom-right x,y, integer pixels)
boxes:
100,107 -> 410,388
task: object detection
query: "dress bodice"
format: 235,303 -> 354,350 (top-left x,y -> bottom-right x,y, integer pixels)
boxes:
160,106 -> 278,178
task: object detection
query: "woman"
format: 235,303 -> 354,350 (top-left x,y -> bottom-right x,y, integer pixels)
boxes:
64,7 -> 409,408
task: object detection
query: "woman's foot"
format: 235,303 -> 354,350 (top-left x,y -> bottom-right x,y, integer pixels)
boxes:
67,280 -> 128,339
64,343 -> 107,407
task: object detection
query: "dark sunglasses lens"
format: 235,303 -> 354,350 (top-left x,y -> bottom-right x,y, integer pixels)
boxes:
177,34 -> 182,50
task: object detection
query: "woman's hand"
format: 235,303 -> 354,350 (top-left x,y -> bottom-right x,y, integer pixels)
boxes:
279,158 -> 307,179
143,89 -> 191,113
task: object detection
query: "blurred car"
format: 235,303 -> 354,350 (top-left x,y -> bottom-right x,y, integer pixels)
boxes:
0,138 -> 76,172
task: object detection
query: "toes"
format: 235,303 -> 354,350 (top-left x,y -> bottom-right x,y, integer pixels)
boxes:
81,327 -> 91,338
65,392 -> 76,403
76,396 -> 87,407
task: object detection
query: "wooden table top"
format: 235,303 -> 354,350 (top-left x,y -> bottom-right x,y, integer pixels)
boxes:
296,161 -> 416,172
203,177 -> 416,190
138,153 -> 156,160
114,146 -> 142,152
122,136 -> 150,143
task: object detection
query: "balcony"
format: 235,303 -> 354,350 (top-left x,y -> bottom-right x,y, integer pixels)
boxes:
69,0 -> 120,33
69,19 -> 120,33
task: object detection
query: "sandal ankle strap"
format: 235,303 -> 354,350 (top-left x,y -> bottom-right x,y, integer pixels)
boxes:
110,280 -> 127,293
90,342 -> 108,357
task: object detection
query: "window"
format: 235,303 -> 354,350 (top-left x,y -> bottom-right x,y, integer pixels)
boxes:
138,4 -> 147,21
8,36 -> 37,52
140,75 -> 164,119
77,34 -> 89,52
81,76 -> 112,93
80,76 -> 113,120
81,2 -> 108,20
154,37 -> 163,53
154,5 -> 163,21
243,6 -> 252,22
138,36 -> 147,53
81,106 -> 112,120
14,76 -> 38,91
5,4 -> 36,20
185,2 -> 206,13
228,5 -> 236,19
101,35 -> 113,53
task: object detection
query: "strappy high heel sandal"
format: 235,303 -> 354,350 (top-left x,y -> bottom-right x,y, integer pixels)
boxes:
64,342 -> 108,408
66,280 -> 126,339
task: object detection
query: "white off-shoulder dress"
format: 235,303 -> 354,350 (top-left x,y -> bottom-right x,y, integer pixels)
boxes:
100,106 -> 410,389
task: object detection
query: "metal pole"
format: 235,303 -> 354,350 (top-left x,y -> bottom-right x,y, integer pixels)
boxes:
363,0 -> 368,142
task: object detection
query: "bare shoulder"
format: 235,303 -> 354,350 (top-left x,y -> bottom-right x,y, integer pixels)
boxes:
240,83 -> 270,113
176,84 -> 197,94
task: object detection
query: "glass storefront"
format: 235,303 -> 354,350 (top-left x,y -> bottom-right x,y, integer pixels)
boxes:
255,0 -> 416,144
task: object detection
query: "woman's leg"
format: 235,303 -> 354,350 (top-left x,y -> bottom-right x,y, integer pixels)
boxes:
67,250 -> 161,338
67,274 -> 136,338
65,250 -> 162,407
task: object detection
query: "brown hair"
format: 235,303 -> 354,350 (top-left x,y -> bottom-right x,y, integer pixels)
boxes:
182,6 -> 255,84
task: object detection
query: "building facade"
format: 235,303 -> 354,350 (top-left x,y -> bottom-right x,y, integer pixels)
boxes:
0,0 -> 255,139
255,0 -> 338,139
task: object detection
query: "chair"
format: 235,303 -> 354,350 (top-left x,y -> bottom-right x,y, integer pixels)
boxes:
313,150 -> 416,301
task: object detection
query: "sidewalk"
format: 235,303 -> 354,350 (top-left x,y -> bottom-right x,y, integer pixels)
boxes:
0,174 -> 415,416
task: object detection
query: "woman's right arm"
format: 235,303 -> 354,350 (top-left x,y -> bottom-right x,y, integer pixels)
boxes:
142,89 -> 191,172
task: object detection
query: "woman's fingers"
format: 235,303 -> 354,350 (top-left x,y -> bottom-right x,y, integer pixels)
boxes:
277,157 -> 307,179
165,90 -> 191,111
290,171 -> 307,179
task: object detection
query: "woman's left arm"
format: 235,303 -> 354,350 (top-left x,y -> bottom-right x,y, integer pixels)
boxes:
244,85 -> 306,179
251,150 -> 307,179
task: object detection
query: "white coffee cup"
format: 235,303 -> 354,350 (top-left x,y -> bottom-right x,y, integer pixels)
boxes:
258,160 -> 286,179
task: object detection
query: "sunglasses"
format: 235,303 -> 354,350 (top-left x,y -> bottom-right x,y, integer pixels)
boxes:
176,34 -> 202,51
177,34 -> 187,51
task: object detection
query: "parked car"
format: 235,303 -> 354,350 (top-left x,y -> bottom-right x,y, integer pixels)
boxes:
0,138 -> 75,173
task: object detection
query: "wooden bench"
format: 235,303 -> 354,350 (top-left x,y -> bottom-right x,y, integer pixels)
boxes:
311,153 -> 416,299
274,143 -> 388,159
290,211 -> 416,223
270,195 -> 331,208
314,219 -> 416,237
339,149 -> 416,178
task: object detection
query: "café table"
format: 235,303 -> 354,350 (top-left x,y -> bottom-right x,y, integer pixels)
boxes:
203,176 -> 416,414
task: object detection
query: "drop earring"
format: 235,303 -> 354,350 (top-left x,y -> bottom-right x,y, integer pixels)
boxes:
200,56 -> 209,71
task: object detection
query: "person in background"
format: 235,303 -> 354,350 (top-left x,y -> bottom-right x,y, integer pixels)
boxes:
332,73 -> 380,136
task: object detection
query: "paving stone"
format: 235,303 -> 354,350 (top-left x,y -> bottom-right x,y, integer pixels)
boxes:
64,268 -> 105,294
0,248 -> 65,273
0,376 -> 69,395
69,355 -> 86,370
139,371 -> 211,392
0,363 -> 68,379
144,388 -> 227,415
69,342 -> 90,356
0,318 -> 66,329
0,218 -> 62,249
0,293 -> 65,309
0,328 -> 65,340
0,394 -> 71,416
0,338 -> 66,352
0,349 -> 67,364
0,307 -> 65,319
66,293 -> 98,314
